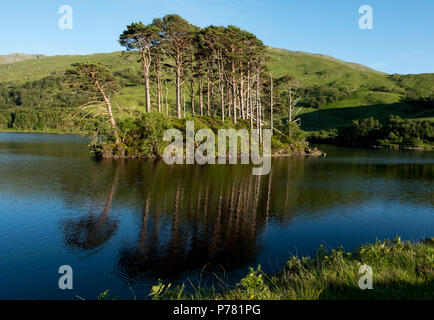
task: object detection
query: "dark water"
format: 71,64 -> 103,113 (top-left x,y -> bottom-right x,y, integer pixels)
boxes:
0,132 -> 432,299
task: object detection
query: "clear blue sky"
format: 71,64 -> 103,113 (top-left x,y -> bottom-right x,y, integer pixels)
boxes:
0,0 -> 433,74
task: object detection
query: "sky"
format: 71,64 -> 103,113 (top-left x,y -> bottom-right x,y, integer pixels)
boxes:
0,0 -> 433,74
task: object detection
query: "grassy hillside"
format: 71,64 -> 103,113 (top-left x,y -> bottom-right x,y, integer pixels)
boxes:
0,48 -> 433,136
267,47 -> 394,88
0,52 -> 131,83
0,48 -> 396,86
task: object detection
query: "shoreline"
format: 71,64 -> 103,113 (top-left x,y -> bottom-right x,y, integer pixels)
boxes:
2,129 -> 431,153
94,147 -> 327,160
0,128 -> 86,136
96,237 -> 434,300
141,237 -> 434,300
309,139 -> 433,151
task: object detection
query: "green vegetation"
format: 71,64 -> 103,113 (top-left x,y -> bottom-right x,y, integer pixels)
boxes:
91,111 -> 312,159
311,115 -> 433,149
144,237 -> 433,300
340,116 -> 433,149
96,237 -> 433,300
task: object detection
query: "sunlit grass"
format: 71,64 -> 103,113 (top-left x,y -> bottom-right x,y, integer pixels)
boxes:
145,237 -> 433,300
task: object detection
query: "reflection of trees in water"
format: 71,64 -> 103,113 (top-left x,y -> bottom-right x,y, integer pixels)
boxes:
57,156 -> 433,281
115,166 -> 274,280
62,162 -> 121,251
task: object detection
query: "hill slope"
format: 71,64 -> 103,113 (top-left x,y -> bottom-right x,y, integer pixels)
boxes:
0,52 -> 127,83
0,48 -> 433,134
0,48 -> 393,87
267,47 -> 394,89
0,53 -> 45,65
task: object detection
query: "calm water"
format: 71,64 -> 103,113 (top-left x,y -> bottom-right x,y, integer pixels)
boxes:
0,132 -> 432,299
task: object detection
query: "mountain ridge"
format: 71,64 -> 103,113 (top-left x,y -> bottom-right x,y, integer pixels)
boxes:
0,53 -> 45,65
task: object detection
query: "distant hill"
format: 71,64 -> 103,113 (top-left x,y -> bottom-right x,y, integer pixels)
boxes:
0,53 -> 45,65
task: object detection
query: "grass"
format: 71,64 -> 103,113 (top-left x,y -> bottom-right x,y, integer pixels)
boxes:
143,237 -> 433,300
267,47 -> 394,88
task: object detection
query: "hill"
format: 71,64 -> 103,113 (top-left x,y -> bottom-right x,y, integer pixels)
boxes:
0,48 -> 394,86
267,47 -> 393,88
0,53 -> 45,65
0,48 -> 433,136
0,52 -> 127,83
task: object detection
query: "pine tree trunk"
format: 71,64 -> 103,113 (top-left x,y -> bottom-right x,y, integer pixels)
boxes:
190,78 -> 195,116
270,74 -> 273,135
144,70 -> 151,113
199,74 -> 204,116
232,62 -> 237,124
141,50 -> 151,113
240,64 -> 245,120
176,56 -> 182,119
156,56 -> 162,113
256,71 -> 262,143
207,73 -> 211,116
93,76 -> 119,145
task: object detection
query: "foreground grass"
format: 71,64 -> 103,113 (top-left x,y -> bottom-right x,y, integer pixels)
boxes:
146,237 -> 433,300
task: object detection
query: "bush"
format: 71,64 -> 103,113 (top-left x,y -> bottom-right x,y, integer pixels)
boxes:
302,85 -> 352,108
104,112 -> 173,158
0,113 -> 8,128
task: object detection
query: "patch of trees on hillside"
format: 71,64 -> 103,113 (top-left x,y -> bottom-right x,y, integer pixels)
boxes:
337,115 -> 434,148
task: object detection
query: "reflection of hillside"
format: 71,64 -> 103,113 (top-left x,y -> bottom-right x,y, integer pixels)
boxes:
269,157 -> 434,222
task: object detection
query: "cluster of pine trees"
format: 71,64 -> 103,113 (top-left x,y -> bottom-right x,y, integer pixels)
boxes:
118,14 -> 277,131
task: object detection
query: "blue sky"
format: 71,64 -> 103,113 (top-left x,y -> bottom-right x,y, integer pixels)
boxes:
0,0 -> 433,74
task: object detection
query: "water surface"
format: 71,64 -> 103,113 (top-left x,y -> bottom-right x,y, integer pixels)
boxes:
0,133 -> 432,299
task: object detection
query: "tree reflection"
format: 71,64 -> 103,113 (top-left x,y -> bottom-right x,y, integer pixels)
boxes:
56,153 -> 433,283
115,167 -> 273,280
62,162 -> 121,251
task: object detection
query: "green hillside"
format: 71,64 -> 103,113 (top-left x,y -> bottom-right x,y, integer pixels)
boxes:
0,47 -> 396,87
0,52 -> 129,83
267,47 -> 394,88
0,48 -> 433,136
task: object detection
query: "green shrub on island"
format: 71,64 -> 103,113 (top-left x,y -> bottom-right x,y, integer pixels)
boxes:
90,112 -> 315,159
